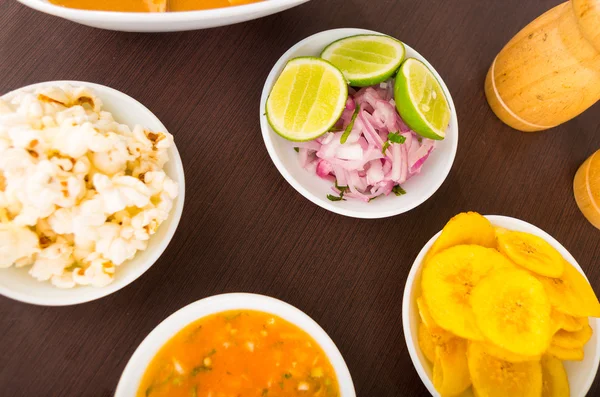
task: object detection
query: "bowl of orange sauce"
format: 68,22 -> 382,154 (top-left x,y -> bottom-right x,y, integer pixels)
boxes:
16,0 -> 310,32
116,293 -> 355,397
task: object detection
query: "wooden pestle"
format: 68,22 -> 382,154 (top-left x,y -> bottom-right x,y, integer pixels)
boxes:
485,0 -> 600,132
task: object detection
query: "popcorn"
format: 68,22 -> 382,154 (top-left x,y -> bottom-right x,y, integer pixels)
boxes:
0,221 -> 39,268
0,85 -> 178,288
93,174 -> 151,214
72,253 -> 115,287
29,239 -> 74,282
95,223 -> 147,265
51,272 -> 76,289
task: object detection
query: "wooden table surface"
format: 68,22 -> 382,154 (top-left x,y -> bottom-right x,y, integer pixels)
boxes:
1,0 -> 599,396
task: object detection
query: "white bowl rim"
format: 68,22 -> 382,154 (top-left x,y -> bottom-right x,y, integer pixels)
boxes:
259,28 -> 459,219
0,80 -> 186,306
17,0 -> 309,22
401,215 -> 600,396
115,292 -> 356,397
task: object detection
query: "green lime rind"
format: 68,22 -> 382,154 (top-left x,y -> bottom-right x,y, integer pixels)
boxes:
266,56 -> 348,142
394,58 -> 450,140
321,34 -> 406,87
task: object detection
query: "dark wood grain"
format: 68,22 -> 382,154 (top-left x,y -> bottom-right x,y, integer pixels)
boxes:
1,0 -> 599,396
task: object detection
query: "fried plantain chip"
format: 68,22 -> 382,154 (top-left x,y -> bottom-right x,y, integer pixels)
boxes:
471,269 -> 552,356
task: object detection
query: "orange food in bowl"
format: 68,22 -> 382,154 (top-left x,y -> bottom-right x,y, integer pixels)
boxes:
573,149 -> 600,230
49,0 -> 262,12
137,310 -> 340,397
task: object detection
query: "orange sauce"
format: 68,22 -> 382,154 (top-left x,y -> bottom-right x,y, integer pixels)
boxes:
49,0 -> 262,12
137,310 -> 341,397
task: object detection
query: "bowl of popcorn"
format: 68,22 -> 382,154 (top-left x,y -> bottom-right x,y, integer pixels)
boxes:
0,81 -> 185,306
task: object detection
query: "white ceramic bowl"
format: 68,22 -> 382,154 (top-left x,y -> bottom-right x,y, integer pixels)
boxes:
17,0 -> 310,32
402,215 -> 600,397
260,28 -> 458,219
0,81 -> 185,306
115,293 -> 356,396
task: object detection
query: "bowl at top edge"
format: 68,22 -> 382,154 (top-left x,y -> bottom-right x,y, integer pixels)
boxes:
16,0 -> 311,32
0,80 -> 185,306
401,215 -> 600,396
115,293 -> 356,397
259,28 -> 458,219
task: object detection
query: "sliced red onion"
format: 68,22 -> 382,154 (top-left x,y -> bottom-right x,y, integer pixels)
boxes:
359,111 -> 384,148
399,141 -> 408,183
409,139 -> 435,174
335,143 -> 363,160
373,100 -> 398,132
345,98 -> 356,111
366,159 -> 384,185
316,159 -> 333,179
332,165 -> 347,186
295,141 -> 321,151
353,87 -> 379,113
298,148 -> 309,168
390,143 -> 401,182
293,79 -> 437,202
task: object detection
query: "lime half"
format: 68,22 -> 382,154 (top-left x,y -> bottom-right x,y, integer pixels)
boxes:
321,34 -> 405,87
394,58 -> 450,140
266,57 -> 348,142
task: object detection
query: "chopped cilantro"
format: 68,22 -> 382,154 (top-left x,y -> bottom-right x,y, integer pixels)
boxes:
207,349 -> 216,356
224,312 -> 241,321
381,141 -> 390,154
145,386 -> 153,397
191,365 -> 211,376
334,181 -> 349,192
293,147 -> 299,153
382,132 -> 406,154
388,132 -> 406,144
186,325 -> 202,342
328,180 -> 349,201
283,373 -> 292,379
340,105 -> 360,144
262,389 -> 269,396
392,185 -> 406,196
327,194 -> 344,202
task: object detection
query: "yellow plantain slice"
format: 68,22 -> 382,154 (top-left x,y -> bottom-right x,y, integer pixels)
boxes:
541,354 -> 570,397
467,342 -> 542,397
497,231 -> 564,277
550,309 -> 586,333
425,212 -> 496,261
482,341 -> 540,363
422,245 -> 514,340
416,296 -> 439,329
416,296 -> 454,342
537,261 -> 600,318
471,269 -> 552,356
551,325 -> 593,349
418,321 -> 437,363
547,344 -> 584,361
432,338 -> 471,397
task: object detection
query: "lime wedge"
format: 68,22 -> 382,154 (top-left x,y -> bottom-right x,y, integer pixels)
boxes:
266,57 -> 348,142
320,34 -> 405,87
394,58 -> 450,140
